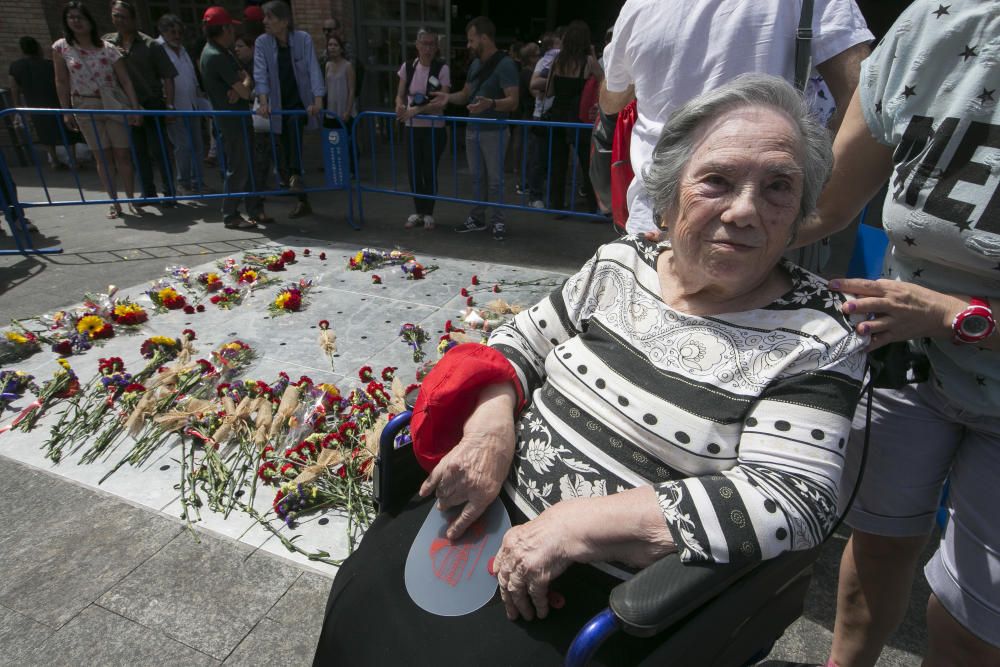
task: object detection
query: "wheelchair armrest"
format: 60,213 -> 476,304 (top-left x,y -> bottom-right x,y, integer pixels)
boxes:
374,410 -> 428,515
609,548 -> 819,638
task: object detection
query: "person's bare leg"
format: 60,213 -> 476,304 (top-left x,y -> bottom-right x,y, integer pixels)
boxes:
112,147 -> 139,215
923,594 -> 1000,667
830,530 -> 929,667
91,146 -> 120,217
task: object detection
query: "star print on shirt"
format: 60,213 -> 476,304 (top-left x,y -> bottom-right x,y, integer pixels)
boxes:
932,4 -> 950,18
874,100 -> 883,114
976,375 -> 986,387
959,45 -> 977,61
913,268 -> 924,278
903,85 -> 917,99
955,220 -> 972,233
904,235 -> 916,246
977,88 -> 995,105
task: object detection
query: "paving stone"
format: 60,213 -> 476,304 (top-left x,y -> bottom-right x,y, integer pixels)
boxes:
0,604 -> 55,664
222,616 -> 316,666
0,457 -> 182,628
27,604 -> 218,666
97,531 -> 302,660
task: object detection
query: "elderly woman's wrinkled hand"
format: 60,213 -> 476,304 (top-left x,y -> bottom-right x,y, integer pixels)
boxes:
493,501 -> 583,621
418,383 -> 517,540
830,278 -> 962,350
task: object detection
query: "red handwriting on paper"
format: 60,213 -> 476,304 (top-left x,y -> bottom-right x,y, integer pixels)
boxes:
428,518 -> 489,587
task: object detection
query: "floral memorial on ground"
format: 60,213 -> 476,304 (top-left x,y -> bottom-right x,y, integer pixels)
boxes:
0,242 -> 562,567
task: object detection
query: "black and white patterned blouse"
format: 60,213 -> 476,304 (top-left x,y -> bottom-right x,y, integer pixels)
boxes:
488,236 -> 867,571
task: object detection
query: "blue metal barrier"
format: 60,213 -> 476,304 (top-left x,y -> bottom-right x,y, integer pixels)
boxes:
351,111 -> 607,227
0,106 -> 355,256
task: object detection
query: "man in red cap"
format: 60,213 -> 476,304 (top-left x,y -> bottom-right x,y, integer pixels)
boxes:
199,7 -> 262,229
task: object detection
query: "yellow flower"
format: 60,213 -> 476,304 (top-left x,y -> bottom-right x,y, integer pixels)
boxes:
5,331 -> 28,344
205,273 -> 221,284
113,303 -> 142,316
157,287 -> 179,301
318,383 -> 340,398
274,292 -> 292,309
76,315 -> 106,337
149,335 -> 176,346
353,251 -> 364,264
57,358 -> 72,371
222,342 -> 241,352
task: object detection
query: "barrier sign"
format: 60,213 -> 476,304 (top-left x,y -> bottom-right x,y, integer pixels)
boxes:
323,127 -> 349,189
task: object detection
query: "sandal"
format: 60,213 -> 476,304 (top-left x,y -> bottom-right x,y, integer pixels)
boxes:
107,204 -> 122,219
128,203 -> 143,216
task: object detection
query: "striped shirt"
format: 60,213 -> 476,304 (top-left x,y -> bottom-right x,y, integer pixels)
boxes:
488,236 -> 866,570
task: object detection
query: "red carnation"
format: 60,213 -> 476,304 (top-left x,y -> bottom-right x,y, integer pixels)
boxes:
196,304 -> 206,312
53,340 -> 73,356
267,260 -> 286,271
466,296 -> 474,306
460,288 -> 469,297
372,274 -> 382,284
319,252 -> 327,260
471,275 -> 480,285
492,284 -> 501,293
210,295 -> 221,304
183,305 -> 195,314
303,248 -> 311,256
281,249 -> 296,263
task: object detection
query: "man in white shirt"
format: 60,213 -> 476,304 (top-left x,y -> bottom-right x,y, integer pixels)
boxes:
601,0 -> 873,238
156,13 -> 206,194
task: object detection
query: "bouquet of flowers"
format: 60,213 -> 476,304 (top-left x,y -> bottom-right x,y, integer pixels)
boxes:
110,299 -> 149,326
166,265 -> 193,289
212,339 -> 256,373
196,272 -> 224,293
243,248 -> 297,272
269,279 -> 314,315
207,285 -> 244,309
74,314 -> 115,341
43,356 -> 132,463
6,358 -> 80,433
401,259 -> 437,280
348,248 -> 414,272
1,329 -> 43,363
146,281 -> 187,311
0,370 -> 37,419
234,266 -> 278,292
398,323 -> 430,362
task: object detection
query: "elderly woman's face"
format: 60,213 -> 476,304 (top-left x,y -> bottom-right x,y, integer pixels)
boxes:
668,106 -> 803,292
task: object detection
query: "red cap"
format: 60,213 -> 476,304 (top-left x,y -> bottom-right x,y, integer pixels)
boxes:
243,5 -> 264,22
202,6 -> 240,25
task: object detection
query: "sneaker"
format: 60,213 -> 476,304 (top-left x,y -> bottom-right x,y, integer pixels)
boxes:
224,214 -> 257,229
492,222 -> 506,241
405,214 -> 422,229
289,174 -> 304,192
529,200 -> 544,209
454,217 -> 487,233
23,219 -> 38,232
423,215 -> 435,230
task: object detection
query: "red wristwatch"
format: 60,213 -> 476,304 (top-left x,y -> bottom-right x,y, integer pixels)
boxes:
952,297 -> 995,344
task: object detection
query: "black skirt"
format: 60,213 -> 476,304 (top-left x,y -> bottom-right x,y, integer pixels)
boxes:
313,495 -> 662,666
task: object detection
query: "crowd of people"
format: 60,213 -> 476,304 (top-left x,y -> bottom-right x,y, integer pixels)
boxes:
7,0 -> 356,229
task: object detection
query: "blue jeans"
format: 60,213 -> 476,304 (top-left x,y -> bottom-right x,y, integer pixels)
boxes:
465,125 -> 505,227
167,116 -> 205,190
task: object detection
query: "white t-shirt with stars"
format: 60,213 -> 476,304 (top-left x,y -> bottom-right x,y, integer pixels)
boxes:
859,0 -> 1000,415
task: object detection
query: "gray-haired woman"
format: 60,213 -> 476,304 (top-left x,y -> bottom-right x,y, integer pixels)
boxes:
314,74 -> 868,664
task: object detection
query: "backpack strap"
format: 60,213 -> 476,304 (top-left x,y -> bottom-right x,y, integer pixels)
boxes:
404,58 -> 418,96
795,0 -> 814,91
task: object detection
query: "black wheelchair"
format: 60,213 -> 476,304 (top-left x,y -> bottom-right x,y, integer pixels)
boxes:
375,409 -> 829,667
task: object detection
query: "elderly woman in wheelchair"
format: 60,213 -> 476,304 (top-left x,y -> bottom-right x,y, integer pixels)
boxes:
313,74 -> 868,666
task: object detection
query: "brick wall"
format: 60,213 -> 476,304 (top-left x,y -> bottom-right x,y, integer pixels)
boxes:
292,0 -> 353,57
